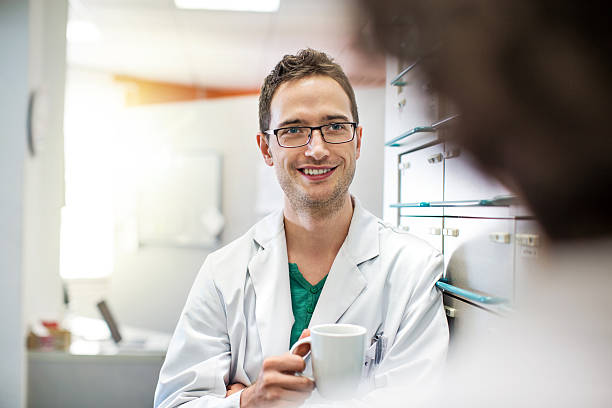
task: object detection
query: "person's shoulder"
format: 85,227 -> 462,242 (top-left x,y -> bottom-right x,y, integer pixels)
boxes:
206,228 -> 255,265
201,209 -> 282,277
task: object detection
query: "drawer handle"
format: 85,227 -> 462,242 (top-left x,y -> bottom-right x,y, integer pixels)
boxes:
427,153 -> 443,164
397,98 -> 406,110
429,227 -> 441,235
443,148 -> 461,159
489,232 -> 511,244
436,281 -> 507,305
444,306 -> 456,318
398,162 -> 410,171
442,228 -> 459,237
516,233 -> 540,247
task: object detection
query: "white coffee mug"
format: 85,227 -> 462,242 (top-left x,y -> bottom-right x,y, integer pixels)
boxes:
290,323 -> 366,400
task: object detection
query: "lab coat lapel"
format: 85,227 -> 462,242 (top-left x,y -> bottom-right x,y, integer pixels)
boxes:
309,198 -> 380,326
249,211 -> 294,358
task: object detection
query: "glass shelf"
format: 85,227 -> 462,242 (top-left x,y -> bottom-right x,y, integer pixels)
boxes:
436,281 -> 507,305
391,195 -> 518,208
390,60 -> 420,86
385,115 -> 459,147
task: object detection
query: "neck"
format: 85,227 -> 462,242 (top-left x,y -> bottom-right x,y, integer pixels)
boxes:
283,194 -> 354,260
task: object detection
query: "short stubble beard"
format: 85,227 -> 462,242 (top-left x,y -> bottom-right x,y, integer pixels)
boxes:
275,160 -> 356,219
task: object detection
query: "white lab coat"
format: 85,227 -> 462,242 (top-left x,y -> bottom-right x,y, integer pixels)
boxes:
154,199 -> 449,407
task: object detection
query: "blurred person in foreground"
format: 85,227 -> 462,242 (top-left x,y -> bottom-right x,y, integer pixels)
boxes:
154,49 -> 448,408
359,0 -> 612,406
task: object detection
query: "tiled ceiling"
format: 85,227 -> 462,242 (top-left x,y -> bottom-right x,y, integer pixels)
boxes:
67,0 -> 385,89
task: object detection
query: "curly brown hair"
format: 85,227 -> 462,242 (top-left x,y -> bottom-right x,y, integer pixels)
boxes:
258,48 -> 359,135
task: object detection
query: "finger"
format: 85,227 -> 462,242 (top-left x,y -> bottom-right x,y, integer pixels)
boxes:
227,383 -> 246,391
261,387 -> 311,405
276,372 -> 315,392
263,354 -> 307,373
264,371 -> 315,392
275,388 -> 314,403
282,376 -> 315,393
225,383 -> 246,396
298,329 -> 310,340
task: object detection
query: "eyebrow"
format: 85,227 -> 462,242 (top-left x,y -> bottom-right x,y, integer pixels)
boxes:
276,114 -> 351,128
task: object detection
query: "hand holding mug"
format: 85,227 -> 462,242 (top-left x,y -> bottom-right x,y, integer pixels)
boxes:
239,330 -> 314,408
290,324 -> 367,400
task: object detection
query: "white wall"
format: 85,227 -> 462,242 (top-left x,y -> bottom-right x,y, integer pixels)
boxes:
0,1 -> 67,407
352,87 -> 385,218
109,95 -> 264,333
0,3 -> 29,405
24,0 -> 68,336
63,69 -> 385,334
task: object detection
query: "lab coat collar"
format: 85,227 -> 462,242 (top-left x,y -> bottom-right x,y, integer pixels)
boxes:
248,217 -> 293,358
251,196 -> 380,263
309,196 -> 379,326
342,196 -> 380,265
249,196 -> 380,356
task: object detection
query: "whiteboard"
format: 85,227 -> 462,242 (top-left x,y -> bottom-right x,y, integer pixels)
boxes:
137,151 -> 223,248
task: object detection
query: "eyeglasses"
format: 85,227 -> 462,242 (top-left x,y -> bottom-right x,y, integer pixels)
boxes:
264,122 -> 357,148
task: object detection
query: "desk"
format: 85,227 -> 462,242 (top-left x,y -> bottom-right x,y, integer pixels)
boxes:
28,351 -> 164,408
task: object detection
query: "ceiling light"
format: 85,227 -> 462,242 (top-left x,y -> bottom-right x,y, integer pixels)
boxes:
174,0 -> 280,12
66,21 -> 100,43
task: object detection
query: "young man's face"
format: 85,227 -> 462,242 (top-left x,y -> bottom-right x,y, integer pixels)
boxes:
258,75 -> 362,211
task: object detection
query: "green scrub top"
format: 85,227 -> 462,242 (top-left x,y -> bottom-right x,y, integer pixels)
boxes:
288,263 -> 327,348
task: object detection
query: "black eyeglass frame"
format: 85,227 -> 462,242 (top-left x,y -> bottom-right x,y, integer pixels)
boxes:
264,121 -> 358,148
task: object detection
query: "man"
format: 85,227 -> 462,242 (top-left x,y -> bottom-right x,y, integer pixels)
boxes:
154,49 -> 448,408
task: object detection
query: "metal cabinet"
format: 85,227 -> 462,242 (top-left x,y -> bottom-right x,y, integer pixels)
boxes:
443,295 -> 505,356
394,67 -> 438,135
383,56 -> 537,349
399,216 -> 443,252
514,219 -> 543,303
443,144 -> 510,201
398,144 -> 444,216
443,144 -> 514,218
443,217 -> 515,300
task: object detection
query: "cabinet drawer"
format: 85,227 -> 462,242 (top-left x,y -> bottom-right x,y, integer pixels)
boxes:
443,295 -> 504,354
398,216 -> 443,252
443,217 -> 515,300
388,65 -> 438,149
514,219 -> 544,303
443,144 -> 513,218
398,144 -> 444,216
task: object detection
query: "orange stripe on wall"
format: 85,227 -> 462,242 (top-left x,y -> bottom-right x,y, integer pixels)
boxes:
114,75 -> 260,106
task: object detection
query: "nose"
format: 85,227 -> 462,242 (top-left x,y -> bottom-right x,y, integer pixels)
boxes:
305,129 -> 330,161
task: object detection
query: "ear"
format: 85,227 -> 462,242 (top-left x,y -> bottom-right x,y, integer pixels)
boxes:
355,126 -> 363,160
257,133 -> 274,166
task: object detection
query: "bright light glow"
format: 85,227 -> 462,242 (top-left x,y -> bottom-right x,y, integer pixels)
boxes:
61,69 -> 123,279
174,0 -> 280,12
66,21 -> 100,43
60,206 -> 113,279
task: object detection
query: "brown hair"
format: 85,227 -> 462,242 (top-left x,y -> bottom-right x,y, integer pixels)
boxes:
259,48 -> 359,134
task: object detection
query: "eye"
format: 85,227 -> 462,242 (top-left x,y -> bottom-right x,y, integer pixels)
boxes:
329,123 -> 346,131
287,127 -> 301,134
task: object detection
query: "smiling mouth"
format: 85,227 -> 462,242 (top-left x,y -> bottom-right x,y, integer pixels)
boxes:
300,168 -> 333,176
297,166 -> 337,178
